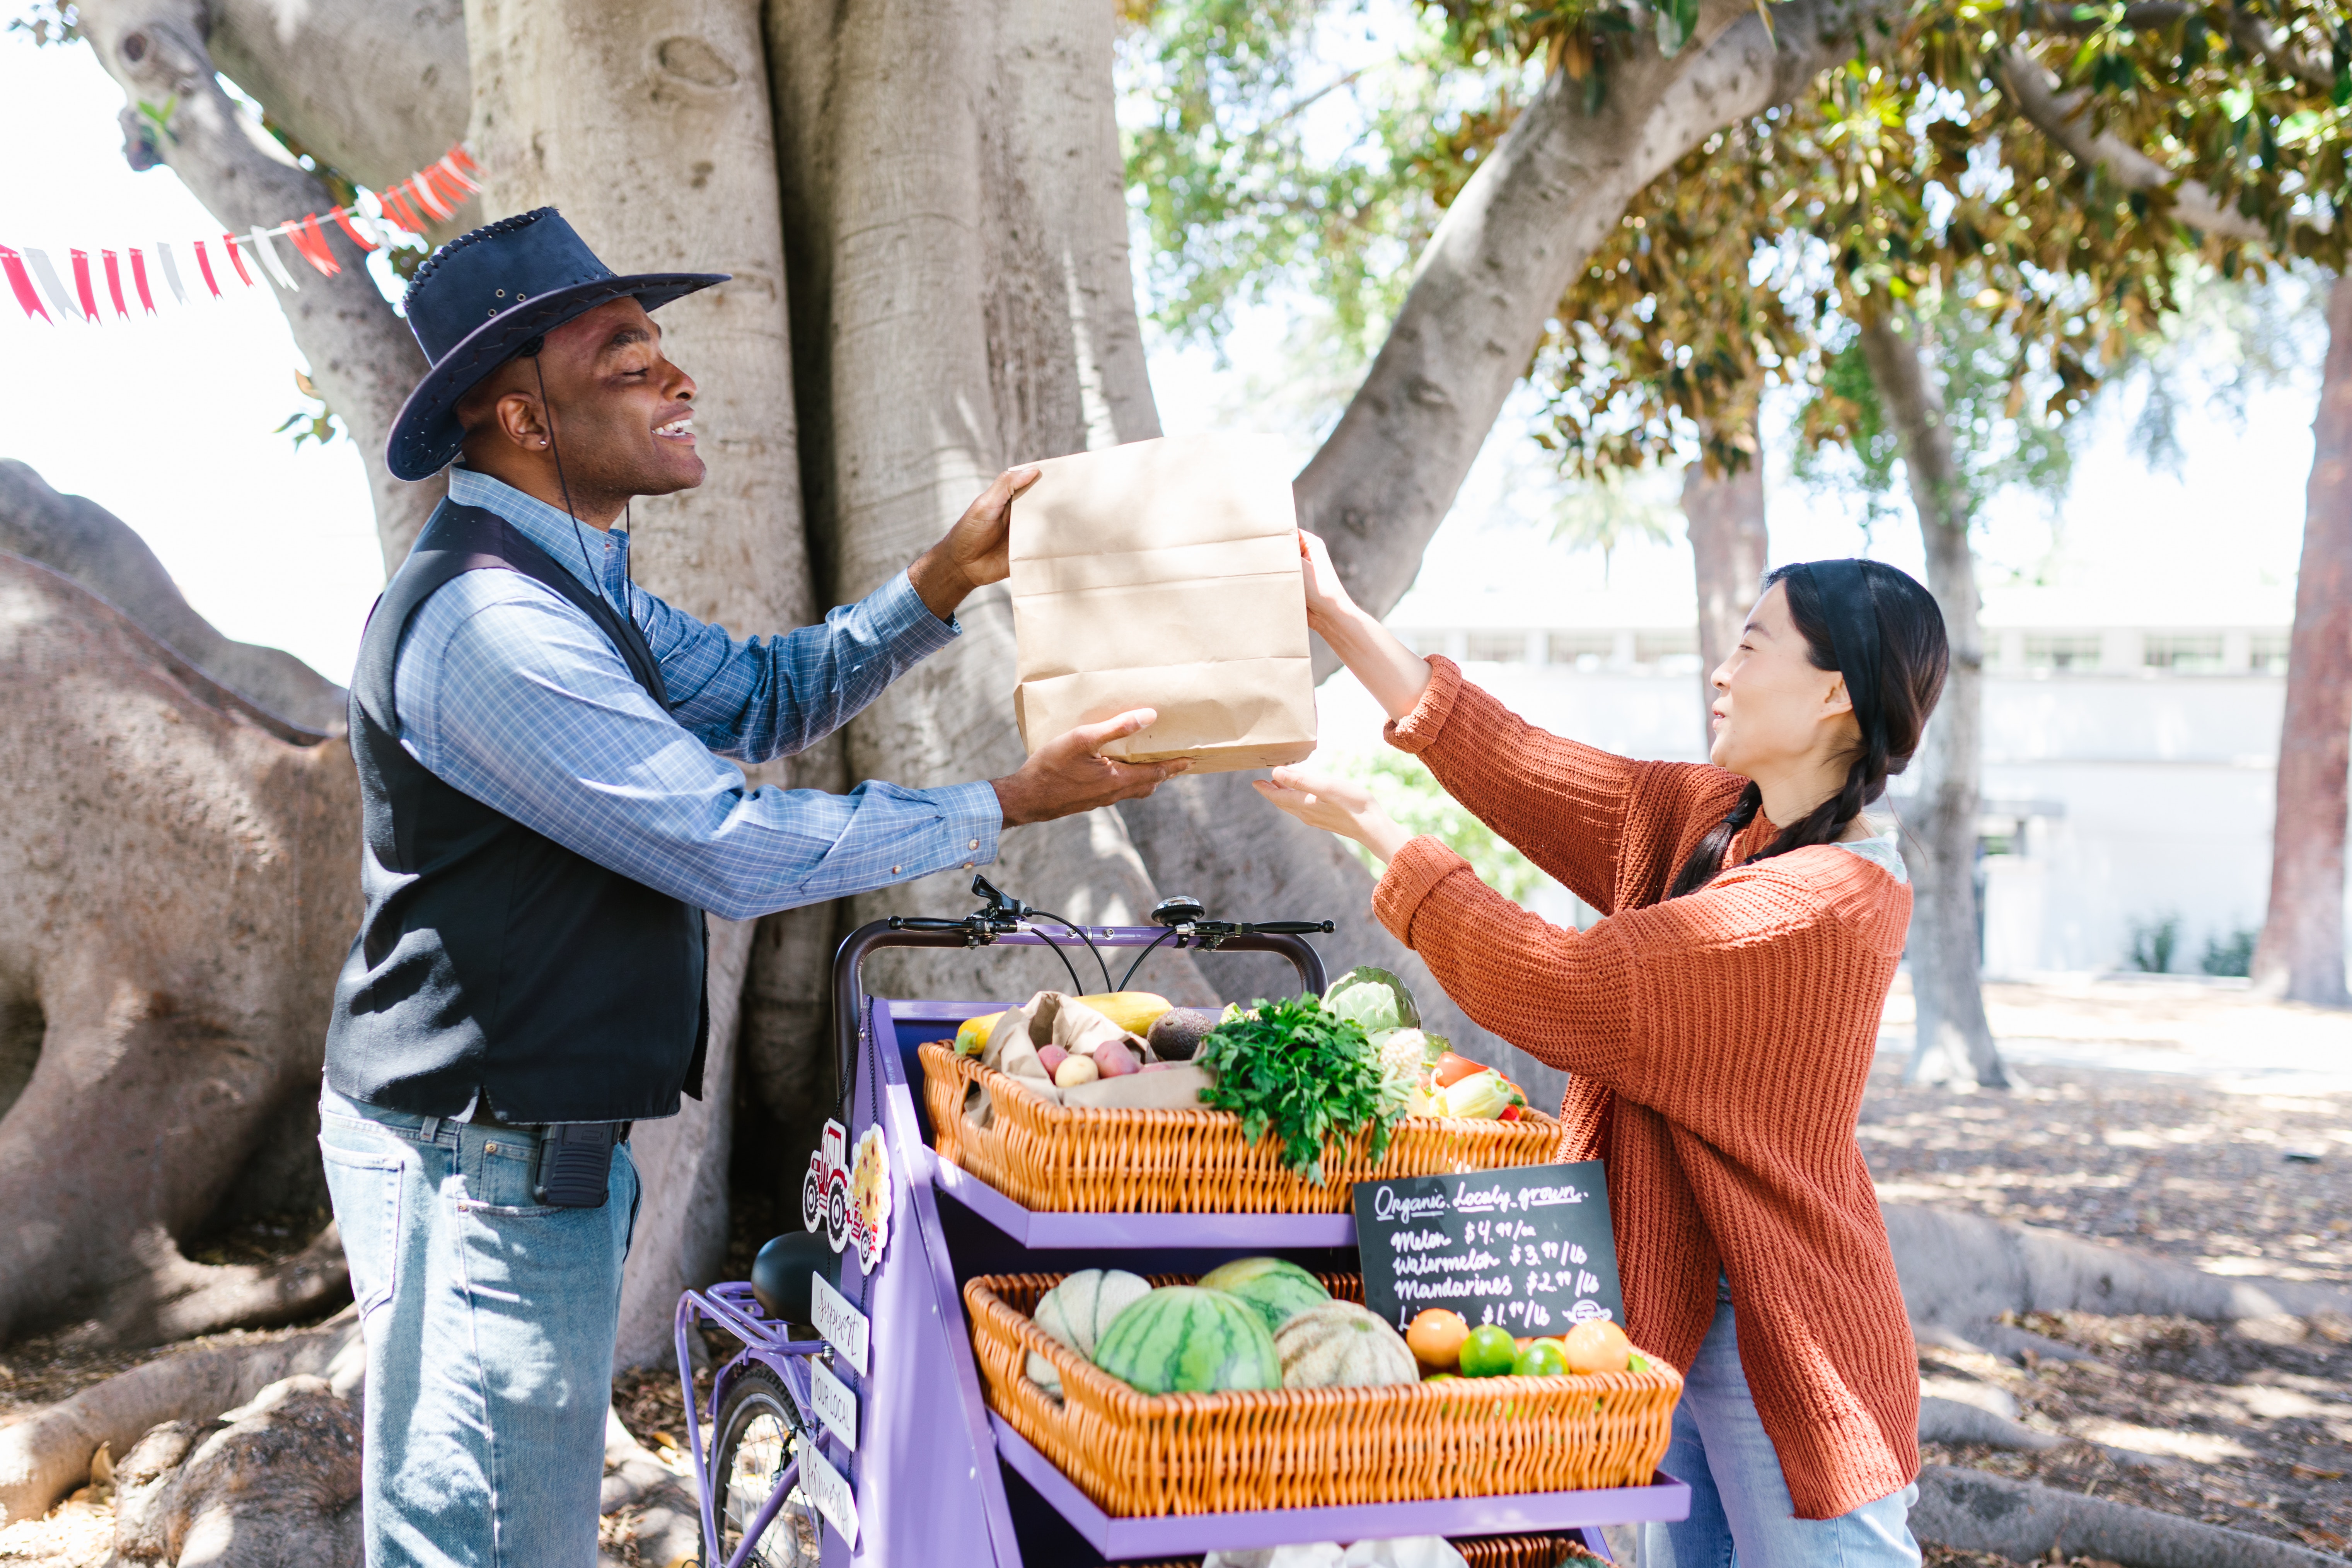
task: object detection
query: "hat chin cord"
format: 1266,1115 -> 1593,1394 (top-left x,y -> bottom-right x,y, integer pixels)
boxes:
526,348 -> 628,622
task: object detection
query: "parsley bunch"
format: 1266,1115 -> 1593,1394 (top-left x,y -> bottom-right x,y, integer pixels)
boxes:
1195,995 -> 1399,1185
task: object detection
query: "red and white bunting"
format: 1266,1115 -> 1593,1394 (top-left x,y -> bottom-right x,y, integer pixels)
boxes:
0,145 -> 480,327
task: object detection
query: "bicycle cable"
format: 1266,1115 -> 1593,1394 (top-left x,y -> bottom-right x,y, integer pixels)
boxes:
1022,906 -> 1114,992
1116,925 -> 1179,992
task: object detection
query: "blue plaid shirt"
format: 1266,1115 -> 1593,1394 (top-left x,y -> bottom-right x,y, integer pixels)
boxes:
389,469 -> 1002,920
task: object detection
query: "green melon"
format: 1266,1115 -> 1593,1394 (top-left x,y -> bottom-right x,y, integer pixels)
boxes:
1195,1256 -> 1331,1336
1093,1286 -> 1281,1396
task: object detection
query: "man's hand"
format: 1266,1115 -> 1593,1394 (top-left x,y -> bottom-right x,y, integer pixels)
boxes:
909,466 -> 1041,621
993,709 -> 1190,827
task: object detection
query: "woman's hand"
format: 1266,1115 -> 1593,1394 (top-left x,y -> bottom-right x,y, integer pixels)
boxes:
1294,531 -> 1434,723
1252,766 -> 1416,865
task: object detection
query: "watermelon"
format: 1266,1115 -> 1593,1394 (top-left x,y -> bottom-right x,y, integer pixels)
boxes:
1093,1286 -> 1281,1396
1274,1301 -> 1419,1389
1026,1269 -> 1151,1398
1195,1256 -> 1330,1336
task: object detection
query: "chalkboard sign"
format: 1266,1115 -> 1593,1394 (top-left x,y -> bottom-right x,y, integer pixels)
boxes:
1351,1161 -> 1626,1336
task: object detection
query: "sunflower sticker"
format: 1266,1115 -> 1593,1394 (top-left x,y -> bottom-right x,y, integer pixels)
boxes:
846,1124 -> 892,1271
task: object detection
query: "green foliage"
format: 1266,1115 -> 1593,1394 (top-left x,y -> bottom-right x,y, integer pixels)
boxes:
2200,924 -> 2258,978
1194,994 -> 1399,1182
1335,751 -> 1545,903
1547,468 -> 1676,578
1120,0 -> 1534,351
275,370 -> 342,451
2129,913 -> 2181,973
1793,295 -> 2075,527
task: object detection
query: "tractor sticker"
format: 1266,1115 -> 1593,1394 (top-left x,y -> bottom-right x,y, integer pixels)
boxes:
803,1118 -> 891,1270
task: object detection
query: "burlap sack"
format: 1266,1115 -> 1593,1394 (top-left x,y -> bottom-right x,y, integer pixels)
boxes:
968,991 -> 1213,1124
1009,433 -> 1315,775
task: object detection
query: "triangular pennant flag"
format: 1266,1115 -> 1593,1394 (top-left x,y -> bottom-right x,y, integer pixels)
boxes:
222,234 -> 254,287
1,245 -> 51,322
156,241 -> 188,304
434,153 -> 480,195
329,205 -> 381,253
25,249 -> 83,321
447,144 -> 482,179
128,247 -> 157,313
70,249 -> 101,324
249,227 -> 300,290
287,214 -> 340,277
420,164 -> 469,212
193,239 -> 222,297
101,250 -> 129,318
404,173 -> 454,224
377,183 -> 429,235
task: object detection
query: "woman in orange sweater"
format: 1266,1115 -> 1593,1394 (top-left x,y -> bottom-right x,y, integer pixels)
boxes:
1259,534 -> 1947,1567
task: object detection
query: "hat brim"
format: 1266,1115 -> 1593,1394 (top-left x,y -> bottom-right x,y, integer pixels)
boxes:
385,271 -> 729,482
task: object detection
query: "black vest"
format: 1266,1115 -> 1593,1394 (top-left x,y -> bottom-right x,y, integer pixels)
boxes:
324,500 -> 708,1122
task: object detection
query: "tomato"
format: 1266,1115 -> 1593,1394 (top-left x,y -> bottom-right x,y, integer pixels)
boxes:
1561,1319 -> 1634,1374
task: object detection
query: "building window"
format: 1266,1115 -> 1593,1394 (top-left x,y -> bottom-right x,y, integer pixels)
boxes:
2144,634 -> 2225,673
2250,634 -> 2290,675
1634,631 -> 1700,674
2023,634 -> 2102,672
1549,632 -> 1613,670
1463,632 -> 1526,664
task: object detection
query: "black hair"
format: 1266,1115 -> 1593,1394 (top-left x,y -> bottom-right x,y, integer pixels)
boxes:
1665,559 -> 1949,899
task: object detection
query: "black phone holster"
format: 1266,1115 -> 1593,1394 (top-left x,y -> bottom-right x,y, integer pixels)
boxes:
533,1121 -> 631,1208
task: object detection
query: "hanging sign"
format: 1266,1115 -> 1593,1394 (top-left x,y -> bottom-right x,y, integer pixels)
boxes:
846,1124 -> 893,1271
801,1440 -> 861,1549
803,1118 -> 849,1250
1351,1161 -> 1627,1336
810,1273 -> 869,1377
810,1356 -> 859,1452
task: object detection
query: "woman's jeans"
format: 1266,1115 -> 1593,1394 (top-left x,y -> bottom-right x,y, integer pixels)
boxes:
1641,1284 -> 1921,1568
320,1082 -> 641,1568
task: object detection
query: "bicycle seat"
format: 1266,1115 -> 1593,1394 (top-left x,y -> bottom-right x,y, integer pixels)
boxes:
750,1231 -> 840,1324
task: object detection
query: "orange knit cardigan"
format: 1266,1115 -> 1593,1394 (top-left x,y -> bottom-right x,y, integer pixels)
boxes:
1372,658 -> 1919,1520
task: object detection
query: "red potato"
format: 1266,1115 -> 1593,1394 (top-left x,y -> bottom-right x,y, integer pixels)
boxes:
1093,1040 -> 1140,1078
1037,1045 -> 1069,1078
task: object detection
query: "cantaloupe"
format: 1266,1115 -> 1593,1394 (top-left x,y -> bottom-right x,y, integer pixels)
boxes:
1195,1256 -> 1330,1336
1273,1301 -> 1420,1390
1025,1268 -> 1151,1398
1093,1286 -> 1281,1396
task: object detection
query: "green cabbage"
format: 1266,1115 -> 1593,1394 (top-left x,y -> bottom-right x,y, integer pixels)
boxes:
1322,966 -> 1420,1036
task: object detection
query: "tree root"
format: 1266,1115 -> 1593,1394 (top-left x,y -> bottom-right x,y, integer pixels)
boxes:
1881,1202 -> 2352,1331
111,1373 -> 361,1567
85,1221 -> 351,1351
599,1409 -> 701,1568
0,1309 -> 361,1524
1912,1463 -> 2342,1567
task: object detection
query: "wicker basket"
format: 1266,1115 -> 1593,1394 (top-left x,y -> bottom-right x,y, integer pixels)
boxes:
1125,1536 -> 1604,1568
967,1271 -> 1680,1519
921,1042 -> 1561,1214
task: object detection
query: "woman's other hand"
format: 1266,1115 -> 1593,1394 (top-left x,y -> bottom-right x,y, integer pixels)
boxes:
1253,766 -> 1416,865
1295,531 -> 1434,722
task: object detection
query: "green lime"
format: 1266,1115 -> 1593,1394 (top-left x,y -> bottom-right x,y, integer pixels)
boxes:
1512,1339 -> 1568,1377
1458,1324 -> 1518,1378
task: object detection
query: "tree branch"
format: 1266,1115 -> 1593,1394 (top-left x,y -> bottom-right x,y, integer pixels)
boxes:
1999,45 -> 2268,242
75,0 -> 443,568
1294,0 -> 1901,650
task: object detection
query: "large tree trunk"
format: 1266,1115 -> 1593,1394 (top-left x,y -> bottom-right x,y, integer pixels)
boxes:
1683,418 -> 1770,747
462,0 -> 818,1365
1857,314 -> 2007,1090
2251,274 -> 2352,1007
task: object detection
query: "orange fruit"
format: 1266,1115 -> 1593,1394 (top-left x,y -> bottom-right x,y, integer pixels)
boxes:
1405,1309 -> 1470,1370
1561,1319 -> 1632,1374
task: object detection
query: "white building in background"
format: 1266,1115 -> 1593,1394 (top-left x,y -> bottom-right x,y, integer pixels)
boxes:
1316,577 -> 2343,977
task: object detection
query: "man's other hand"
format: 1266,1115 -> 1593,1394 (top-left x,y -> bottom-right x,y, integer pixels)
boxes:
909,465 -> 1041,620
992,709 -> 1190,826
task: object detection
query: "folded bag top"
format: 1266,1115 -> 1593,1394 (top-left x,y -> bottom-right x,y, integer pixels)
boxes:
1008,434 -> 1317,775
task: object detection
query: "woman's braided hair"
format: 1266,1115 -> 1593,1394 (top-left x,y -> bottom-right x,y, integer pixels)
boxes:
1666,560 -> 1948,899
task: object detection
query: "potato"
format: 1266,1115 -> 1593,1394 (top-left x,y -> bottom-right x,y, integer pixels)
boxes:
1053,1054 -> 1100,1089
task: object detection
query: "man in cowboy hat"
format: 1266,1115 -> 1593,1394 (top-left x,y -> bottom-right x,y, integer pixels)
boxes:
319,208 -> 1183,1565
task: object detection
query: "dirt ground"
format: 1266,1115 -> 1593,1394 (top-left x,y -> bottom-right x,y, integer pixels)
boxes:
3,975 -> 2347,1566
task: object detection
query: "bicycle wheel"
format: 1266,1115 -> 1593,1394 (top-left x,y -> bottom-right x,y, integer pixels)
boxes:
707,1363 -> 820,1568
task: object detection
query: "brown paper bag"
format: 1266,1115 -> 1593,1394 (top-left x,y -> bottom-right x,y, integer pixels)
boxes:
1009,433 -> 1316,775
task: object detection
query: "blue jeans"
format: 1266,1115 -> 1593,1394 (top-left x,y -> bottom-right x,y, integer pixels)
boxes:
1641,1285 -> 1920,1568
320,1082 -> 641,1568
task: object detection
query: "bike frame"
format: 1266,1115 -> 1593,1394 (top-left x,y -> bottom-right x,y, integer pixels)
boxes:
676,1280 -> 831,1568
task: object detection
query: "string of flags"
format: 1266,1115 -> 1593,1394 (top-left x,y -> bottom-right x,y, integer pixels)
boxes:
0,145 -> 480,326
